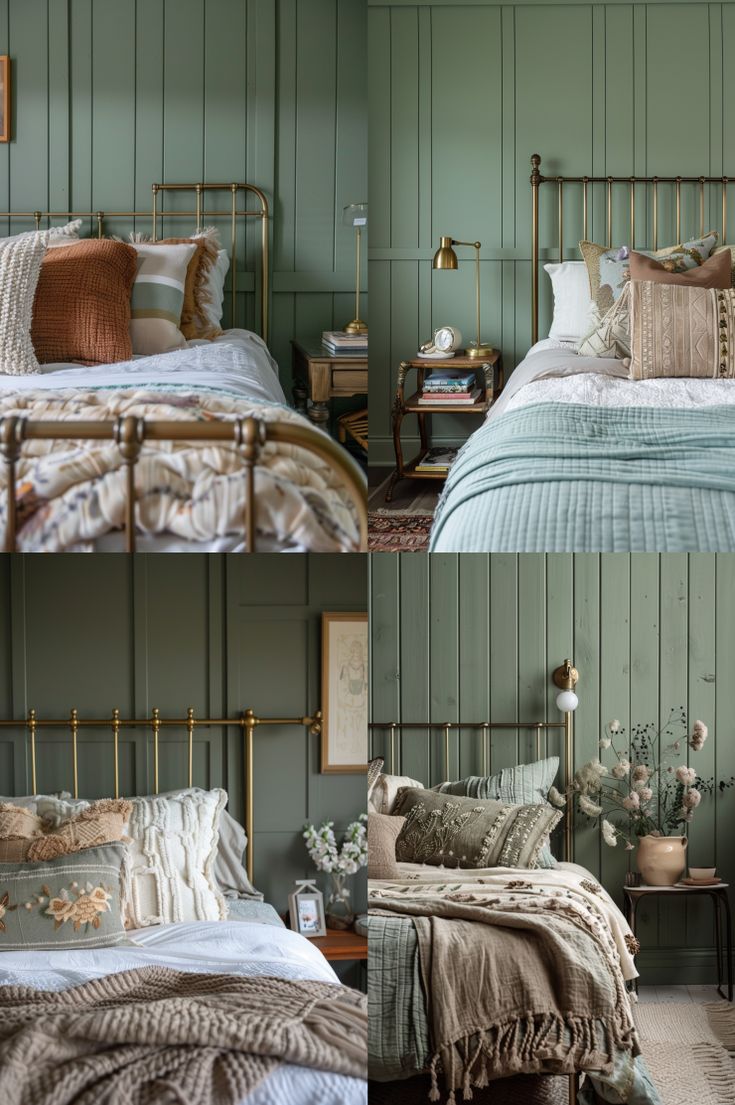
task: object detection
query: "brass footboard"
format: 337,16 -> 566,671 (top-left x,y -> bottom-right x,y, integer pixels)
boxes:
0,414 -> 367,552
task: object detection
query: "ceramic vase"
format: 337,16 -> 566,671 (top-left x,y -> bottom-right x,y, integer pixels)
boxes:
636,834 -> 688,886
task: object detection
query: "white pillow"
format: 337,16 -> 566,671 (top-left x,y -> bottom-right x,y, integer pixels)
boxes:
45,219 -> 84,248
544,261 -> 594,343
373,772 -> 423,814
38,787 -> 228,929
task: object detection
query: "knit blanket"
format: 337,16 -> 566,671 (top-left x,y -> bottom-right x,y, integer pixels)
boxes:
0,388 -> 359,552
0,966 -> 368,1104
370,877 -> 639,1104
430,402 -> 735,551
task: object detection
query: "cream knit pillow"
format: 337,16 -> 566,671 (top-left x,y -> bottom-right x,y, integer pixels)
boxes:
0,230 -> 50,375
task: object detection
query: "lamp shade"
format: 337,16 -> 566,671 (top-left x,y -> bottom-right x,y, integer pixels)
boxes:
343,202 -> 367,228
555,690 -> 579,713
433,236 -> 458,270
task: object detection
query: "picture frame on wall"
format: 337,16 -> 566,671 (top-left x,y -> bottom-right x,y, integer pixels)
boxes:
0,57 -> 10,143
288,880 -> 326,939
321,611 -> 368,774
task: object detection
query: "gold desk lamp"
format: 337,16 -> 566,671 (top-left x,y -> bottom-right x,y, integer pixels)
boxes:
432,236 -> 494,358
343,203 -> 368,334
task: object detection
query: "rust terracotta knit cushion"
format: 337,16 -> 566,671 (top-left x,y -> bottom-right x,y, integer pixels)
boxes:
0,798 -> 132,862
31,239 -> 138,365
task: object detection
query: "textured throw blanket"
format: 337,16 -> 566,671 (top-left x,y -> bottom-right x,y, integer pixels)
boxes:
430,402 -> 735,551
0,389 -> 359,551
0,966 -> 367,1105
370,878 -> 638,1103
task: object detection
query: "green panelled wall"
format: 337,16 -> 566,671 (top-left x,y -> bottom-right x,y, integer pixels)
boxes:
369,553 -> 735,984
0,554 -> 367,967
367,0 -> 734,463
0,0 -> 366,399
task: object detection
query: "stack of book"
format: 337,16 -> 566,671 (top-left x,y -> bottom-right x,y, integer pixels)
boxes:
415,447 -> 458,475
322,330 -> 368,354
417,369 -> 479,405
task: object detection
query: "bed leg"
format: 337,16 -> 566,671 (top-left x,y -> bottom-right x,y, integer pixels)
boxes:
568,1072 -> 580,1104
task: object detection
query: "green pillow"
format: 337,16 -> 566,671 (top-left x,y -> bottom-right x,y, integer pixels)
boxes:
433,756 -> 560,868
0,842 -> 129,951
393,788 -> 561,870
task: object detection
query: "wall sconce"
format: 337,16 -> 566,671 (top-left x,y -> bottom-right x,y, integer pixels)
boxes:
553,659 -> 579,713
432,236 -> 494,359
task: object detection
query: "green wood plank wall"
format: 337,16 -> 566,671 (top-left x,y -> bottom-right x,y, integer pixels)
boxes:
369,552 -> 735,984
0,554 -> 368,945
367,0 -> 732,463
0,0 -> 367,398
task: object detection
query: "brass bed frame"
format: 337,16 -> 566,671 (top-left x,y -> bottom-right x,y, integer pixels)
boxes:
531,153 -> 734,344
0,703 -> 323,885
369,658 -> 582,1104
0,183 -> 368,552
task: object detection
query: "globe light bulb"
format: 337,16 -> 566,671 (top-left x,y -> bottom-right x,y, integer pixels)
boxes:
556,690 -> 579,713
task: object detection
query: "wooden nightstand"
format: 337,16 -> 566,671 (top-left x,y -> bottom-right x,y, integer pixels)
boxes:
310,928 -> 368,963
385,350 -> 503,502
291,337 -> 368,429
623,883 -> 732,1000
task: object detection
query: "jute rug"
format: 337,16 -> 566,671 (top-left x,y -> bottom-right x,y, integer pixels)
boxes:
368,512 -> 434,552
369,1002 -> 735,1105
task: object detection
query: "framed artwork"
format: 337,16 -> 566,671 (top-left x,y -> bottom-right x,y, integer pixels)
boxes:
321,611 -> 368,774
0,58 -> 10,143
288,880 -> 326,938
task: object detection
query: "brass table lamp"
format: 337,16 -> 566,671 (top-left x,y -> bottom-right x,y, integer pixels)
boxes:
432,236 -> 494,358
343,203 -> 368,335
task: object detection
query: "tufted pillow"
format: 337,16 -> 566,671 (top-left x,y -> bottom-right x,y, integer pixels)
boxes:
31,239 -> 137,365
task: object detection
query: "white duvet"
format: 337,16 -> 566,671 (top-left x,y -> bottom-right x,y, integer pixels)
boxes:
0,920 -> 367,1105
490,339 -> 735,420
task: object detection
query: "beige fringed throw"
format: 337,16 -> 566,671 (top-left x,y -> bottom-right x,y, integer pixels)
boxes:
0,966 -> 367,1104
370,882 -> 638,1104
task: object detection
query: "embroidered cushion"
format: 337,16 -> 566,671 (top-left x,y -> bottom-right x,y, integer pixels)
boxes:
38,788 -> 228,928
432,756 -> 561,869
31,239 -> 137,365
0,230 -> 50,375
368,812 -> 404,880
579,231 -> 718,315
629,281 -> 735,381
0,842 -> 129,950
127,240 -> 197,355
392,788 -> 561,870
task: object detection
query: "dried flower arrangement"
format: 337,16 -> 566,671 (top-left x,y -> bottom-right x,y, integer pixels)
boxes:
549,710 -> 734,849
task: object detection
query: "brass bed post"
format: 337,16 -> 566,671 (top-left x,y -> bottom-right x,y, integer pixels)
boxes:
653,179 -> 659,251
389,722 -> 397,773
112,708 -> 120,799
481,722 -> 490,776
235,418 -> 263,553
243,709 -> 257,884
187,707 -> 195,788
152,707 -> 161,794
557,179 -> 563,262
0,416 -> 23,553
700,177 -> 705,238
723,178 -> 728,245
28,710 -> 37,795
530,155 -> 542,345
606,178 -> 612,248
675,178 -> 682,244
115,416 -> 144,555
70,709 -> 79,799
629,179 -> 635,247
442,722 -> 451,781
231,184 -> 238,328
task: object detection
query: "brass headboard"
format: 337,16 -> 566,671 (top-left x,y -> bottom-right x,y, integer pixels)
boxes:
369,659 -> 577,861
0,705 -> 322,884
530,153 -> 734,343
3,182 -> 269,340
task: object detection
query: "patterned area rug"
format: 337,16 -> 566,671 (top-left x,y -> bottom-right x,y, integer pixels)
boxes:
368,512 -> 434,552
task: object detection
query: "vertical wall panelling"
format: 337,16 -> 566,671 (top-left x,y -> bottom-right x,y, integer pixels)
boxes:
0,554 -> 367,947
369,552 -> 735,984
368,0 -> 735,464
0,0 -> 366,399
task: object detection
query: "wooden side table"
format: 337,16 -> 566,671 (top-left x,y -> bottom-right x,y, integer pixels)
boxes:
309,928 -> 368,963
385,350 -> 503,502
623,883 -> 732,1000
291,338 -> 368,429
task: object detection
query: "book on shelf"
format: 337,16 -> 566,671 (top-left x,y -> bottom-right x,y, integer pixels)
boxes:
414,447 -> 458,474
322,330 -> 368,350
418,388 -> 481,405
423,370 -> 475,391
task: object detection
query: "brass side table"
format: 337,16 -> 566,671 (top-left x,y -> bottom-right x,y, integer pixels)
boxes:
291,337 -> 368,428
623,882 -> 732,1000
385,350 -> 502,502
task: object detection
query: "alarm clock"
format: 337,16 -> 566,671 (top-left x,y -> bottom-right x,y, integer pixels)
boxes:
418,325 -> 463,358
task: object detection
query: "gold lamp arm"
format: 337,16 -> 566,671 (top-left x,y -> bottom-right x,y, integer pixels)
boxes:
440,238 -> 494,359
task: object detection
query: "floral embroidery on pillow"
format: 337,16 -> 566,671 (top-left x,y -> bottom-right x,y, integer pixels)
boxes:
44,882 -> 112,931
0,891 -> 17,931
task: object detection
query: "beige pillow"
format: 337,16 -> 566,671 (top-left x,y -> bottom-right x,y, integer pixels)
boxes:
372,772 -> 423,814
393,788 -> 562,870
630,281 -> 735,381
578,285 -> 632,359
0,798 -> 131,862
128,240 -> 197,355
368,812 -> 404,880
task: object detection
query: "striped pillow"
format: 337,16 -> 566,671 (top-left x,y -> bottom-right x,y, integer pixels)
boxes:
434,756 -> 560,868
128,240 -> 197,355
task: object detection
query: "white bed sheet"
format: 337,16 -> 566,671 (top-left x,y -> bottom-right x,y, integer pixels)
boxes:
0,920 -> 366,1105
